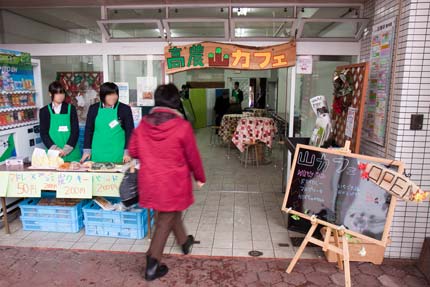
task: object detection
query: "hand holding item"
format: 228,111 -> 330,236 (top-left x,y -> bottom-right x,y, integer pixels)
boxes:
80,153 -> 91,163
197,181 -> 205,189
58,150 -> 65,157
123,154 -> 131,163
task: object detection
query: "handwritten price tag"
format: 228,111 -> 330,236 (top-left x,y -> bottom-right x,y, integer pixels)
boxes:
92,173 -> 123,197
57,172 -> 92,199
36,172 -> 58,191
7,172 -> 41,197
0,172 -> 9,196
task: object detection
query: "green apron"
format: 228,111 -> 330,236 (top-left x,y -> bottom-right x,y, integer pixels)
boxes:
232,90 -> 240,103
48,104 -> 81,162
91,103 -> 125,163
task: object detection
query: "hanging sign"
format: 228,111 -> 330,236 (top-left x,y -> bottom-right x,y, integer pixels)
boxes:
296,55 -> 313,74
0,172 -> 9,196
7,172 -> 41,197
164,41 -> 296,74
56,172 -> 92,199
92,173 -> 124,197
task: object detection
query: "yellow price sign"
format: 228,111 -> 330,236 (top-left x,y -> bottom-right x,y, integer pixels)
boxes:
57,172 -> 92,199
0,172 -> 9,196
7,172 -> 41,198
35,172 -> 58,191
92,173 -> 123,197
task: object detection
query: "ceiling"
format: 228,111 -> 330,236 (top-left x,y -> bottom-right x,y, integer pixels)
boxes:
1,0 -> 366,8
1,4 -> 367,42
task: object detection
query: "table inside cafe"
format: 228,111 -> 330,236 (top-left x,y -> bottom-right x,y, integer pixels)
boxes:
0,164 -> 152,236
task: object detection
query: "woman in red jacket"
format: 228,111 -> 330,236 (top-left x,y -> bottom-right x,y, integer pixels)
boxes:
128,83 -> 206,281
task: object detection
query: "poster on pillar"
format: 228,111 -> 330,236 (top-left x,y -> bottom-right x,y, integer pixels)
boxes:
364,18 -> 396,146
164,41 -> 296,74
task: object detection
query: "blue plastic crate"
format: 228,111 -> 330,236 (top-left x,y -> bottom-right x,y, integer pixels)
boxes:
20,216 -> 84,233
19,197 -> 88,233
83,200 -> 154,239
19,197 -> 87,221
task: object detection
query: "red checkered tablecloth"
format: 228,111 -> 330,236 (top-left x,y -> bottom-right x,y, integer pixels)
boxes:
232,117 -> 277,152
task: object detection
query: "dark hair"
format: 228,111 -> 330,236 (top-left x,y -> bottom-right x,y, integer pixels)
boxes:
234,81 -> 240,86
181,84 -> 187,90
99,82 -> 119,103
154,84 -> 181,110
48,81 -> 65,100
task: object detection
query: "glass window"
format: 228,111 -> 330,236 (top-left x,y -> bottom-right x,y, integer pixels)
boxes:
234,21 -> 293,38
107,22 -> 162,39
302,21 -> 360,38
294,56 -> 356,137
108,55 -> 165,107
33,56 -> 103,123
0,8 -> 101,44
297,7 -> 360,19
168,7 -> 228,19
167,21 -> 226,38
232,7 -> 294,18
107,8 -> 165,20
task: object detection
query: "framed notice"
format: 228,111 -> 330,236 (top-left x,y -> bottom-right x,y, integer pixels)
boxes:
364,18 -> 396,146
137,77 -> 157,106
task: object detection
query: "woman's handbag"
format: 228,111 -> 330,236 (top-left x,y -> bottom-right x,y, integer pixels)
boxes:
119,164 -> 139,207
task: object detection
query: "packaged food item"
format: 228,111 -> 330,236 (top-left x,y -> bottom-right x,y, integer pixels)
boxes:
81,161 -> 93,169
93,197 -> 115,211
59,162 -> 71,170
70,161 -> 81,170
104,162 -> 115,169
31,148 -> 50,168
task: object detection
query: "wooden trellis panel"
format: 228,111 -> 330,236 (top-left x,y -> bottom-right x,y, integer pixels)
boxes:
332,62 -> 370,153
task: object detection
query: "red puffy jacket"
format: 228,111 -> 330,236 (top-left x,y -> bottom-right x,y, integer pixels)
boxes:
128,107 -> 206,212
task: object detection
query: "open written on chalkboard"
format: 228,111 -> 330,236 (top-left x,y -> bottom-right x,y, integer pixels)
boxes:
282,144 -> 403,245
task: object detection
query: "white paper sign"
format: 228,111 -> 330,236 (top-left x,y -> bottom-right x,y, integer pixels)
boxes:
115,82 -> 130,105
345,107 -> 357,138
131,107 -> 143,126
297,56 -> 313,74
137,77 -> 157,106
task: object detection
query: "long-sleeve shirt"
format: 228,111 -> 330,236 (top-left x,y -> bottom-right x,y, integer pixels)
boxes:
83,102 -> 134,151
39,103 -> 79,149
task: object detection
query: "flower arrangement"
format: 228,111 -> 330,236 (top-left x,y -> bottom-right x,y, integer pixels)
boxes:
332,69 -> 354,115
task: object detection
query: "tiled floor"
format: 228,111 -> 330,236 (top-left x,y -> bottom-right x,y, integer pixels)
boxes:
0,128 -> 318,259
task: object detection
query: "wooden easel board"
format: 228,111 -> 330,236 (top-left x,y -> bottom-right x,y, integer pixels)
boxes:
282,144 -> 403,246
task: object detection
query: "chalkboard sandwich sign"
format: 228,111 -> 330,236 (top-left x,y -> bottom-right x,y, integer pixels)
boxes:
281,142 -> 404,287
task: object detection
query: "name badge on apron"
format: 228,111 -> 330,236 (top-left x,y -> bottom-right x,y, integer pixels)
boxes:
58,126 -> 69,132
109,120 -> 119,129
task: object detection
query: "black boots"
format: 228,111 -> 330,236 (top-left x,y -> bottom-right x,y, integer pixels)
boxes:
182,235 -> 195,255
145,255 -> 169,281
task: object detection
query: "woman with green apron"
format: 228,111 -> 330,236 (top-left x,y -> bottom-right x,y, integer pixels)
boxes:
39,81 -> 81,162
81,82 -> 134,164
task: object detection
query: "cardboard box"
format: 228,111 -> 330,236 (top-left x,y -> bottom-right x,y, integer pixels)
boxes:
321,228 -> 387,265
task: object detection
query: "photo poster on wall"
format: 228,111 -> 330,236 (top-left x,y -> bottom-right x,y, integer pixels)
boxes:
115,82 -> 129,105
0,133 -> 16,163
364,17 -> 396,146
136,77 -> 157,106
